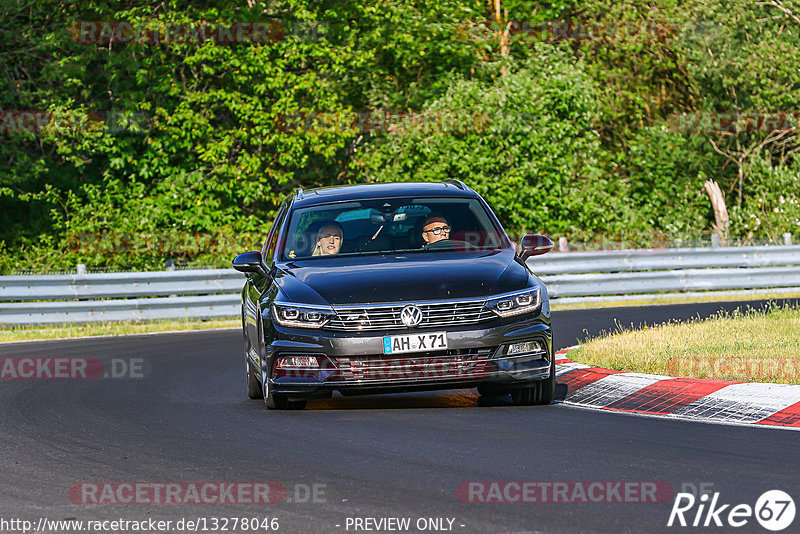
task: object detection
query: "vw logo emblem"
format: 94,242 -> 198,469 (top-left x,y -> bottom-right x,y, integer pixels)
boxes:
400,305 -> 423,327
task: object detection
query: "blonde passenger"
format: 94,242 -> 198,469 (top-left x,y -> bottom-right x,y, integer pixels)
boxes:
312,222 -> 344,256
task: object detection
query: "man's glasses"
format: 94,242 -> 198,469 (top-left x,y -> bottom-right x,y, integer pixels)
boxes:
423,225 -> 451,236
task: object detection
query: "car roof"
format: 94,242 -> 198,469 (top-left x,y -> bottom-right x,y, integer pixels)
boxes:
291,182 -> 478,209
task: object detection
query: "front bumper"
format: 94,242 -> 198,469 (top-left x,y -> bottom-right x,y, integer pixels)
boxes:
262,315 -> 552,399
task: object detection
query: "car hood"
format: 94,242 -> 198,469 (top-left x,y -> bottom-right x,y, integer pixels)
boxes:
273,250 -> 532,305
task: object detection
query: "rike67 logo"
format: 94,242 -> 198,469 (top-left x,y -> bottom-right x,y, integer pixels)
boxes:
668,490 -> 796,531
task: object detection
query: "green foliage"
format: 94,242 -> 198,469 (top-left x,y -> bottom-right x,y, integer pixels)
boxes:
355,48 -> 609,235
574,0 -> 697,144
2,0 -> 364,269
324,0 -> 490,109
617,123 -> 714,238
678,0 -> 800,112
2,0 -> 800,272
728,154 -> 800,240
674,0 -> 800,205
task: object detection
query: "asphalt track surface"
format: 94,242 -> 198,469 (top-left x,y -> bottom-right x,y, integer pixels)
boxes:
2,299 -> 799,534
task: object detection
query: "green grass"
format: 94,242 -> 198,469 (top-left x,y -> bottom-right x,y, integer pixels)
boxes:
549,290 -> 800,310
0,318 -> 239,343
569,302 -> 800,384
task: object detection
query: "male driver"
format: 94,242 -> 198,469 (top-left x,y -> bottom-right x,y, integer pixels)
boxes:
421,214 -> 451,246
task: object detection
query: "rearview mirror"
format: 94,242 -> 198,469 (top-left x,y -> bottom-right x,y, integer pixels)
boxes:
519,235 -> 554,261
232,251 -> 268,277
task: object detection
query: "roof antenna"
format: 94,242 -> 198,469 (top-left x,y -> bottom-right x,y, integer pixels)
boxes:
443,179 -> 467,190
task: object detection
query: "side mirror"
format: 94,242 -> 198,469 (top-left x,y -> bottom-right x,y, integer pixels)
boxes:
519,234 -> 554,261
232,251 -> 268,278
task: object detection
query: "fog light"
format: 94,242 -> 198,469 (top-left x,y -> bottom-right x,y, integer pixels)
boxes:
506,341 -> 543,356
273,354 -> 332,383
275,355 -> 320,369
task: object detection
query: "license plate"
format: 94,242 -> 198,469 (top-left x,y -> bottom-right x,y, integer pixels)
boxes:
383,332 -> 447,354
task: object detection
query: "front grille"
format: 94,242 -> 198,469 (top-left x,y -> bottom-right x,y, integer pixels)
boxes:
327,300 -> 495,331
327,348 -> 496,384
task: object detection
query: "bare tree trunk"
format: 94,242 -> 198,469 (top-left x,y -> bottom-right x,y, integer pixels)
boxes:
737,163 -> 744,207
489,0 -> 511,74
703,179 -> 730,246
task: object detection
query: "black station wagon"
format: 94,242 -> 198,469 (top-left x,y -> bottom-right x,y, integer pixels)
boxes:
233,180 -> 554,409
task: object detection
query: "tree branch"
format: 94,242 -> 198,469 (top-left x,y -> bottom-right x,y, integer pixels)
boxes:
758,0 -> 800,24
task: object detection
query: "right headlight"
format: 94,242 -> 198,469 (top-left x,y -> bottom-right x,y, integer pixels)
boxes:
272,303 -> 335,328
486,288 -> 541,317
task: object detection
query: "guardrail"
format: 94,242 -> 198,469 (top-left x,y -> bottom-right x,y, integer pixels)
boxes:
0,270 -> 242,325
534,245 -> 800,298
1,244 -> 799,325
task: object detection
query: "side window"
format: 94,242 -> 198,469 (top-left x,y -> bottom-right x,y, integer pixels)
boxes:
262,205 -> 288,264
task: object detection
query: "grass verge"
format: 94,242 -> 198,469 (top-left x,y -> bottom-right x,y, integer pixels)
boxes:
569,302 -> 800,384
0,318 -> 239,343
550,290 -> 800,310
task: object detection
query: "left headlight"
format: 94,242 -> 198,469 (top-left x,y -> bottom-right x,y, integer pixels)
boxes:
486,288 -> 541,317
272,304 -> 335,328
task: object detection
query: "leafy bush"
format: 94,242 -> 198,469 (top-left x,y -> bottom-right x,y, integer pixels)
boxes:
3,0 -> 800,273
729,154 -> 800,241
355,47 -> 613,236
619,123 -> 713,239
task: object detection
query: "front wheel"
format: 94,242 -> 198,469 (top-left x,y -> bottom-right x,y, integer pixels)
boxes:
511,358 -> 556,406
264,375 -> 307,410
246,359 -> 263,399
243,308 -> 263,400
264,390 -> 307,410
255,320 -> 307,410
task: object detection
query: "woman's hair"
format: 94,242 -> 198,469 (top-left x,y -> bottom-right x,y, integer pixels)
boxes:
315,221 -> 343,241
311,221 -> 344,256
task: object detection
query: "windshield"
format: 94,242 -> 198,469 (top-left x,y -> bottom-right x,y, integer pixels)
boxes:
280,197 -> 509,260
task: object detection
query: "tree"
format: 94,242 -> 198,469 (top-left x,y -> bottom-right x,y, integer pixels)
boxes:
354,48 -> 610,236
677,0 -> 800,206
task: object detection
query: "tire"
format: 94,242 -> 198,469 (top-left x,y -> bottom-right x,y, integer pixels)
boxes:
511,358 -> 556,406
510,387 -> 534,405
537,357 -> 556,405
476,384 -> 502,396
256,319 -> 307,410
246,360 -> 263,400
265,392 -> 307,410
243,307 -> 263,399
264,372 -> 307,409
